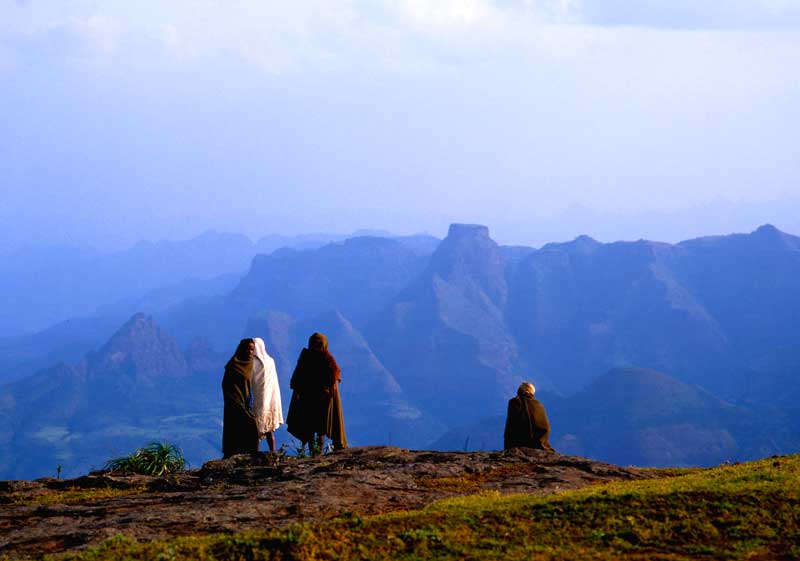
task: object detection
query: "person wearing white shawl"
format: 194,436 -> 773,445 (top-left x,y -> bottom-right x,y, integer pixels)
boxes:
251,337 -> 284,452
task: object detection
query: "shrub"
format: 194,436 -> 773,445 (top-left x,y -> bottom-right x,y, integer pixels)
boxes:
104,442 -> 186,476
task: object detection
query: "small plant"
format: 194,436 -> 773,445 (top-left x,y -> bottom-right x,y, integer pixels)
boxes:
268,444 -> 291,466
287,438 -> 334,458
291,439 -> 308,458
276,443 -> 290,460
104,442 -> 186,476
56,464 -> 62,480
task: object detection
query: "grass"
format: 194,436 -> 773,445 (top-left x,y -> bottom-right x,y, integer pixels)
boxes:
104,441 -> 186,476
45,454 -> 800,560
416,464 -> 536,493
7,485 -> 146,506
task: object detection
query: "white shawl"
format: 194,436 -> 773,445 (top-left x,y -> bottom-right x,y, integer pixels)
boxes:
251,337 -> 284,436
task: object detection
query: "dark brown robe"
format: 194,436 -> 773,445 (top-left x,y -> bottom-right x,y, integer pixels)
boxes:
286,347 -> 347,449
504,395 -> 555,452
221,343 -> 258,458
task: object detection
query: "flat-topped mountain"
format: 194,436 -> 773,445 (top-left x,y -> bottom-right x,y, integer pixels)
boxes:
429,223 -> 508,306
366,223 -> 523,426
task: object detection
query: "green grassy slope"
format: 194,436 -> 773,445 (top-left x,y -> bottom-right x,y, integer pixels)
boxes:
40,454 -> 800,561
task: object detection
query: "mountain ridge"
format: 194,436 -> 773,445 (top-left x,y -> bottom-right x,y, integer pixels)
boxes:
2,223 -> 800,478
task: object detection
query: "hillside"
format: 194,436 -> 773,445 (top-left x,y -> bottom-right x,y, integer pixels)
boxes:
0,314 -> 223,480
1,448 -> 797,560
0,313 -> 442,479
431,367 -> 793,467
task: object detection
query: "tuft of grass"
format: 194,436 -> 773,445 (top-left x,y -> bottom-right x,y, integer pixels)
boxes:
104,442 -> 186,476
47,454 -> 800,561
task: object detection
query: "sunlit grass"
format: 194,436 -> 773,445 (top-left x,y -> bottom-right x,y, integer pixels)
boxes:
46,454 -> 800,561
8,485 -> 146,506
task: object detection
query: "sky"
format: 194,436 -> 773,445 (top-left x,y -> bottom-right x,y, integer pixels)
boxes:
1,0 -> 799,251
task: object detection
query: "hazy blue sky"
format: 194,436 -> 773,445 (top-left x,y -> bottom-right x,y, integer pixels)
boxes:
1,1 -> 799,251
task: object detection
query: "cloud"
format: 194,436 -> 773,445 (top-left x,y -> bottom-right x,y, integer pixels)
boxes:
0,2 -> 606,81
2,1 -> 797,79
0,3 -> 479,75
573,0 -> 800,29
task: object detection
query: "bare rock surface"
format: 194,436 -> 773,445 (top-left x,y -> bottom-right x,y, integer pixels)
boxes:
0,446 -> 656,559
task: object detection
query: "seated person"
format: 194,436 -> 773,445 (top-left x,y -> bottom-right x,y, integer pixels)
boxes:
504,382 -> 555,451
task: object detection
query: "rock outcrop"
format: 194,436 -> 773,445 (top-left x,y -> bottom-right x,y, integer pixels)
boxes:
0,446 -> 656,559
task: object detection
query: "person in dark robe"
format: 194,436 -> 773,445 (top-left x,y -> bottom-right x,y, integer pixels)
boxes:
286,332 -> 347,455
504,382 -> 555,452
221,338 -> 259,458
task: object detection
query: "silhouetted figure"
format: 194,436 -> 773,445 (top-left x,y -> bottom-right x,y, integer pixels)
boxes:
251,337 -> 284,452
504,382 -> 555,452
221,338 -> 259,458
286,332 -> 347,454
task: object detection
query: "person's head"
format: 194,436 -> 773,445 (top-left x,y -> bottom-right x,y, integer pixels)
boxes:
236,338 -> 255,360
517,382 -> 535,398
253,337 -> 266,355
308,332 -> 328,351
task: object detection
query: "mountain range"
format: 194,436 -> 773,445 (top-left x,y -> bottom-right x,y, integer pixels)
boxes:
0,228 -> 420,339
1,223 -> 799,478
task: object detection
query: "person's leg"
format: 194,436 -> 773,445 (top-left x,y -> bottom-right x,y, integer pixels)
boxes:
265,432 -> 276,452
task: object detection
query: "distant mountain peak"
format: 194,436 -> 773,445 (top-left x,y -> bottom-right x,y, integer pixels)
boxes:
105,313 -> 166,344
121,312 -> 149,329
569,235 -> 602,252
751,223 -> 791,243
754,223 -> 780,235
541,234 -> 601,254
428,223 -> 507,307
447,223 -> 490,240
749,223 -> 799,250
434,224 -> 499,271
89,313 -> 188,383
